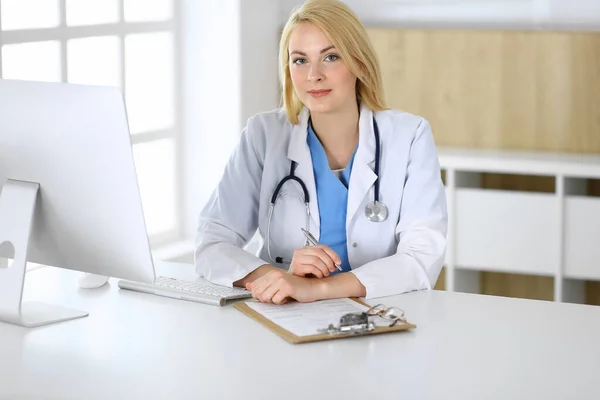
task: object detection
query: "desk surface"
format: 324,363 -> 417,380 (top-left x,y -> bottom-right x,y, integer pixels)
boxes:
2,264 -> 600,400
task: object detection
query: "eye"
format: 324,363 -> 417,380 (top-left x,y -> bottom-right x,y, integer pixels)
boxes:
324,54 -> 339,62
292,58 -> 307,65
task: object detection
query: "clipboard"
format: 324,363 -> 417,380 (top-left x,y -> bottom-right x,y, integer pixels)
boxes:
234,298 -> 416,344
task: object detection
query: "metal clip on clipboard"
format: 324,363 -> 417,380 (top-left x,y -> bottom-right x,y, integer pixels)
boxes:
318,303 -> 408,336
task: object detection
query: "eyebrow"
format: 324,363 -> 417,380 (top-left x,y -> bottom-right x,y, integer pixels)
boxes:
290,45 -> 336,57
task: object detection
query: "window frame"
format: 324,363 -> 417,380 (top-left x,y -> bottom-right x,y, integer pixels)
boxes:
0,0 -> 185,248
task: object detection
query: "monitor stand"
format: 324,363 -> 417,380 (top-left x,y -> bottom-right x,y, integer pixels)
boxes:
0,179 -> 88,327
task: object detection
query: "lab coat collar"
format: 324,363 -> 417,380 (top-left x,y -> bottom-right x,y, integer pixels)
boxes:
355,103 -> 376,164
287,103 -> 376,163
347,104 -> 378,227
287,107 -> 320,233
286,103 -> 378,234
287,107 -> 311,164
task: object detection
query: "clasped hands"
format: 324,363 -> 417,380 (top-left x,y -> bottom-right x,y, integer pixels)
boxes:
245,245 -> 341,305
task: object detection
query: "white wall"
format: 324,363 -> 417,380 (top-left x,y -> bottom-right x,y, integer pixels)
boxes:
280,0 -> 600,30
181,0 -> 240,240
180,0 -> 280,242
240,0 -> 281,127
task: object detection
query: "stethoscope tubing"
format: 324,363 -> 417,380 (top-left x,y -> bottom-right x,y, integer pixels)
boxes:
266,116 -> 383,266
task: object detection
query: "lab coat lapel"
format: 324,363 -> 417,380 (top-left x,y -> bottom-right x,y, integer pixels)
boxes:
287,108 -> 320,233
347,105 -> 377,228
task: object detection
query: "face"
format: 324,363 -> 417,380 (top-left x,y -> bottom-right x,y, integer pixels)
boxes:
288,22 -> 357,116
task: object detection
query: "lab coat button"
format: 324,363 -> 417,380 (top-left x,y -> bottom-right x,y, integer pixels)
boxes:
352,242 -> 357,247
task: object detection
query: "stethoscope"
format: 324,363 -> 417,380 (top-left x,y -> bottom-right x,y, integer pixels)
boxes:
266,116 -> 389,265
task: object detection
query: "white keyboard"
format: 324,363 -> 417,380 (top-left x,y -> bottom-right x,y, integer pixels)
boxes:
118,276 -> 253,306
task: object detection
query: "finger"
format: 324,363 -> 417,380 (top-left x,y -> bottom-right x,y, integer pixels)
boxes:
272,290 -> 289,305
251,285 -> 261,300
259,282 -> 280,303
300,248 -> 336,274
296,252 -> 329,276
289,262 -> 321,279
316,245 -> 342,270
307,252 -> 332,276
315,244 -> 342,271
288,260 -> 306,277
298,261 -> 325,278
271,282 -> 293,305
291,250 -> 327,277
250,276 -> 270,299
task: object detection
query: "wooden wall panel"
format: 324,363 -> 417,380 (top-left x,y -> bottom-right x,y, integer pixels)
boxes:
368,29 -> 600,303
481,273 -> 554,301
589,179 -> 600,197
368,29 -> 600,152
586,281 -> 600,305
434,267 -> 446,291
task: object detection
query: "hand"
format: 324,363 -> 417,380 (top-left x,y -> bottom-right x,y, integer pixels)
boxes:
288,245 -> 341,278
245,269 -> 322,304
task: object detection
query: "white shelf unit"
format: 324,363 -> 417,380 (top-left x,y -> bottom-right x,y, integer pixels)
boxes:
438,147 -> 600,303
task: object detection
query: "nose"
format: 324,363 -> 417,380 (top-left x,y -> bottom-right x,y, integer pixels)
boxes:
307,63 -> 324,83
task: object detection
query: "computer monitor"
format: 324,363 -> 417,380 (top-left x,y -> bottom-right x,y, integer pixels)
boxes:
0,79 -> 156,327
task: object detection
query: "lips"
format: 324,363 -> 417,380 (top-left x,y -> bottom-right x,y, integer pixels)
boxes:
308,89 -> 331,98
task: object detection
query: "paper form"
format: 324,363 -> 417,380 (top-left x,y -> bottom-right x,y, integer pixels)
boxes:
246,298 -> 372,337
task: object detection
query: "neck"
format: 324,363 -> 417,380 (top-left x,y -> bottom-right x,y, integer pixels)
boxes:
310,103 -> 360,170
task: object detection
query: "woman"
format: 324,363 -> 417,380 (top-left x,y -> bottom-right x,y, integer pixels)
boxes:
195,0 -> 447,304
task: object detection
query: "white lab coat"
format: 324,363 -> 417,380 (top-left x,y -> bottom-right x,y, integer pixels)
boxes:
195,103 -> 448,299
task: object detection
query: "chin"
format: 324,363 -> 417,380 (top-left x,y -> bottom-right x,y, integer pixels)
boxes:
305,99 -> 337,115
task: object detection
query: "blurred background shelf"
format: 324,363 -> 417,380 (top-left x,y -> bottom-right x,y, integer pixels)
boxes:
438,146 -> 600,304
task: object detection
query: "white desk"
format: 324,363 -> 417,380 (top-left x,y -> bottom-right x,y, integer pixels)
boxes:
1,264 -> 600,400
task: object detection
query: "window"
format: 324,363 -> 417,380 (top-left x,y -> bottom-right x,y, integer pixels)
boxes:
0,0 -> 182,247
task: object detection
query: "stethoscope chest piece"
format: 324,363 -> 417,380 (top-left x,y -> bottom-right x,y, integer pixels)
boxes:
365,200 -> 388,222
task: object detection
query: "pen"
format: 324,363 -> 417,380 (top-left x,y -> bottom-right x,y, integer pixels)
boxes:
300,228 -> 343,271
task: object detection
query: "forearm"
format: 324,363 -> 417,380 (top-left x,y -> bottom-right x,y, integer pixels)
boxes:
316,272 -> 367,300
233,264 -> 279,288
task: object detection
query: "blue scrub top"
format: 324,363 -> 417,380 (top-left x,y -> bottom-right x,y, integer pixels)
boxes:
307,120 -> 357,274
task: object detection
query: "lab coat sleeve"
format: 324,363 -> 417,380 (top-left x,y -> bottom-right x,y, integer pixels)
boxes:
351,118 -> 448,299
194,117 -> 268,287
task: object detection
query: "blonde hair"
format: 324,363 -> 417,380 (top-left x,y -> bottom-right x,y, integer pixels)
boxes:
279,0 -> 387,124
